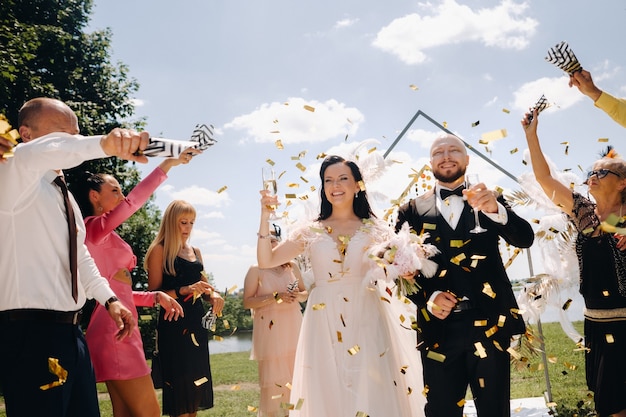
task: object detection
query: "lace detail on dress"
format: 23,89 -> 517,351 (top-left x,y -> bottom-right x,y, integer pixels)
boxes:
571,192 -> 626,297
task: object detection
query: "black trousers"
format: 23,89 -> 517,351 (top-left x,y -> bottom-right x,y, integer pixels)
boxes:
0,318 -> 100,417
421,312 -> 512,417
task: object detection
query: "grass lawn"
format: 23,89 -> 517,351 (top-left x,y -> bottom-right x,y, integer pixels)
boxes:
0,321 -> 596,416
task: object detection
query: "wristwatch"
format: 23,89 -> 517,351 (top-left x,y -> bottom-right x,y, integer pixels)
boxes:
105,296 -> 120,310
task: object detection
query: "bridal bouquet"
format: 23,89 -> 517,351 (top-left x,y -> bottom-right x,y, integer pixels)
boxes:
369,222 -> 439,297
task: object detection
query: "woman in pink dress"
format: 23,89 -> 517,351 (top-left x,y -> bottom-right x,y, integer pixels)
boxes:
70,149 -> 199,417
243,225 -> 308,417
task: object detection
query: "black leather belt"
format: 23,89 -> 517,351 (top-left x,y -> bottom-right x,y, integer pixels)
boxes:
452,300 -> 473,313
0,309 -> 82,324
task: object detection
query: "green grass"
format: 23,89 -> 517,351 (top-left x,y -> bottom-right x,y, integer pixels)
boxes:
0,322 -> 598,416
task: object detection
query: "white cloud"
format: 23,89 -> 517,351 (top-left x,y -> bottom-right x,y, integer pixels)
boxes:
224,97 -> 365,145
372,0 -> 537,65
160,184 -> 231,207
511,76 -> 583,114
335,17 -> 359,29
131,98 -> 146,107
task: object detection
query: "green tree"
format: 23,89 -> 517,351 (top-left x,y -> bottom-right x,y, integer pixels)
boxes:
0,0 -> 163,356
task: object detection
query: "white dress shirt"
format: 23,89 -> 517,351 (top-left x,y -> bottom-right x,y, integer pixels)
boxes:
0,132 -> 116,311
428,183 -> 509,312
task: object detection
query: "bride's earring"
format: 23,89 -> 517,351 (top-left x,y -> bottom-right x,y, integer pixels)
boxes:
354,192 -> 359,199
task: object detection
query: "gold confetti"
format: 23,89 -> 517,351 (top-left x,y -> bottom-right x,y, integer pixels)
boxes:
270,130 -> 280,134
451,253 -> 466,265
474,320 -> 487,327
606,334 -> 615,343
337,331 -> 343,342
510,148 -> 518,154
247,405 -> 258,412
598,138 -> 609,142
139,314 -> 152,321
471,121 -> 480,127
271,394 -> 283,400
194,376 -> 209,386
482,282 -> 496,298
409,84 -> 419,91
357,180 -> 366,191
426,350 -> 446,362
485,326 -> 498,338
295,162 -> 306,172
39,358 -> 68,390
507,347 -> 522,360
223,319 -> 230,329
278,170 -> 287,179
348,345 -> 360,355
227,285 -> 238,294
287,183 -> 299,188
562,299 -> 572,310
231,384 -> 241,390
449,239 -> 467,248
457,398 -> 466,407
497,315 -> 506,327
213,335 -> 224,341
474,342 -> 487,358
502,108 -> 510,114
303,105 -> 315,112
480,129 -> 507,143
285,193 -> 297,199
191,333 -> 200,347
274,140 -> 284,149
312,303 -> 326,310
295,398 -> 304,410
443,121 -> 448,129
266,159 -> 275,166
217,185 -> 227,193
479,378 -> 485,388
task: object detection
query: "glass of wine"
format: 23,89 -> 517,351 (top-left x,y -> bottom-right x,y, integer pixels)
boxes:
262,167 -> 279,221
465,174 -> 487,234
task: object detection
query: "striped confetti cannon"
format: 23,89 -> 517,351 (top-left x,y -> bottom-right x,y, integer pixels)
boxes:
545,41 -> 583,75
141,123 -> 217,157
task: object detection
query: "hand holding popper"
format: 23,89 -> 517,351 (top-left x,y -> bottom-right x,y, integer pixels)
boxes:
545,41 -> 583,75
137,123 -> 217,158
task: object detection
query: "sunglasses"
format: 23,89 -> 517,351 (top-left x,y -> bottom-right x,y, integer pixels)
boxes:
586,169 -> 621,180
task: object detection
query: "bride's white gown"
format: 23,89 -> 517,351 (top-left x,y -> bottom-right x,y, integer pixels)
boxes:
289,220 -> 425,417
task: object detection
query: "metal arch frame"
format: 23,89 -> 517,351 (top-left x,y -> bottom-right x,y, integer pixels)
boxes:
382,109 -> 553,403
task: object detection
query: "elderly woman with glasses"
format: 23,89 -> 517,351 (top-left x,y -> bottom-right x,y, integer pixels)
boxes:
243,224 -> 308,417
522,109 -> 626,417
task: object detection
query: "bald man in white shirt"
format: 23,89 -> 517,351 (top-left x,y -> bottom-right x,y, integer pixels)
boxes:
0,97 -> 149,417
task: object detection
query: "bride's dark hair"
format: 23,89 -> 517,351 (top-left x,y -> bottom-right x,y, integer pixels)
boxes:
317,155 -> 376,220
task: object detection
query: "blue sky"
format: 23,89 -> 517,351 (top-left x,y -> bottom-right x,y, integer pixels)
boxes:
87,0 -> 625,322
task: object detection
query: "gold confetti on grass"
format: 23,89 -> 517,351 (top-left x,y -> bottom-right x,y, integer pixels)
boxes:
247,405 -> 258,412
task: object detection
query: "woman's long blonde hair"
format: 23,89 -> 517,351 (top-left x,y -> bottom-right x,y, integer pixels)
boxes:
144,200 -> 196,276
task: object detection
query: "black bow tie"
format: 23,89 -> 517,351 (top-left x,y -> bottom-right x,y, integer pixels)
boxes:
439,185 -> 465,200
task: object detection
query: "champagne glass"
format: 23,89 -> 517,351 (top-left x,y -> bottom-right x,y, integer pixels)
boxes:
262,167 -> 279,221
465,174 -> 487,234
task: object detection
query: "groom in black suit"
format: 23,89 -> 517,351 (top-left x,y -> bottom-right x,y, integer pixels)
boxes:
396,133 -> 534,417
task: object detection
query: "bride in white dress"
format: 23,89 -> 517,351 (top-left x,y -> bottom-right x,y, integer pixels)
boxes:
257,155 -> 426,417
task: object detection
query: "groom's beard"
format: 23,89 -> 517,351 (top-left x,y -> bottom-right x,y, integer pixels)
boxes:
432,166 -> 466,184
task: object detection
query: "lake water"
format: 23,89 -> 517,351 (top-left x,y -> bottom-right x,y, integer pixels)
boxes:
209,331 -> 252,354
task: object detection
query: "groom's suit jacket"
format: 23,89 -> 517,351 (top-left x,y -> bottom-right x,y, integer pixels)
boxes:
396,189 -> 534,352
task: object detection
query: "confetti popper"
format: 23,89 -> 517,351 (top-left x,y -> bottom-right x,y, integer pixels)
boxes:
525,94 -> 550,123
545,41 -> 583,75
137,123 -> 217,157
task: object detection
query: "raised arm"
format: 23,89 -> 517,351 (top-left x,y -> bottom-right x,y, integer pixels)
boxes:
521,110 -> 574,216
257,190 -> 304,268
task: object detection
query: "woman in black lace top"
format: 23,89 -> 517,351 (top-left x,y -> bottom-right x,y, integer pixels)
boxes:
522,109 -> 626,417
